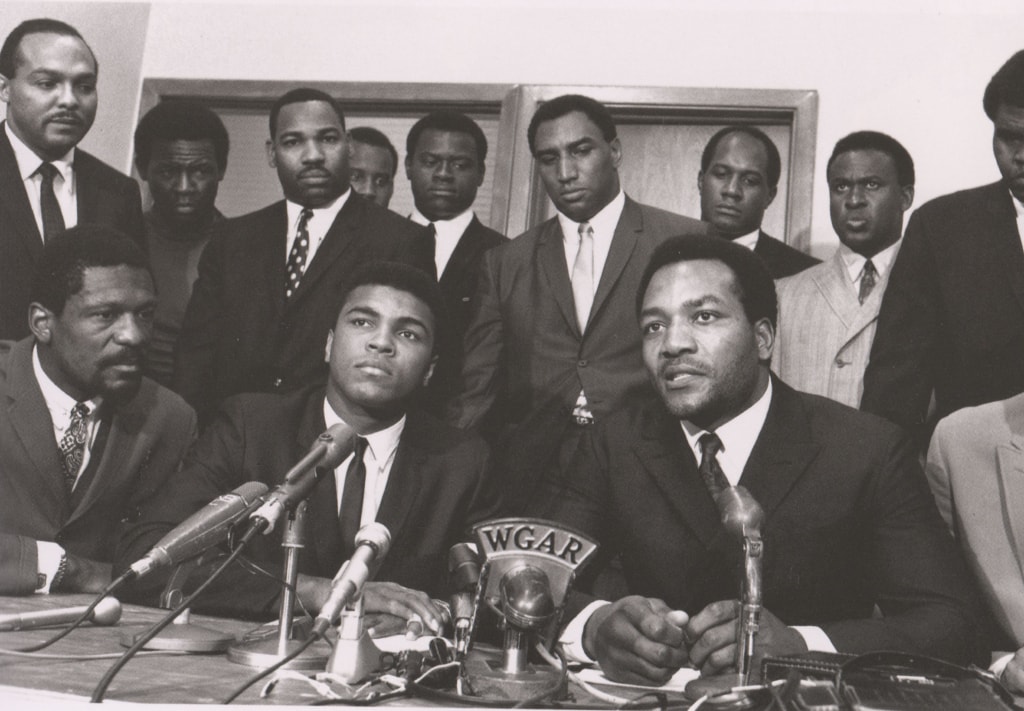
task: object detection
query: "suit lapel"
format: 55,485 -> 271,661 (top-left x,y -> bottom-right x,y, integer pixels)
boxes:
589,198 -> 641,332
996,434 -> 1024,581
439,216 -> 482,287
0,126 -> 44,257
810,252 -> 856,332
74,152 -> 99,225
296,394 -> 344,571
536,218 -> 581,337
375,416 -> 424,544
983,184 -> 1024,314
254,203 -> 289,315
289,196 -> 363,305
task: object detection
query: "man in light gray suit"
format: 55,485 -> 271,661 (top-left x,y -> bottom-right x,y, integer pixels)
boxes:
773,132 -> 914,408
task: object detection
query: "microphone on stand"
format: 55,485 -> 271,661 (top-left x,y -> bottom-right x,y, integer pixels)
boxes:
448,542 -> 481,657
128,481 -> 269,580
249,424 -> 355,533
0,597 -> 121,631
314,522 -> 392,636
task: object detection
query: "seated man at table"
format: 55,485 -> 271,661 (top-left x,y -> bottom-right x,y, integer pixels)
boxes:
116,262 -> 501,631
537,234 -> 983,684
0,227 -> 196,595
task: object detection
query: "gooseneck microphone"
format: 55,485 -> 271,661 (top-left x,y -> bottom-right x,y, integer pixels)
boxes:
0,596 -> 122,631
448,542 -> 481,656
249,424 -> 355,532
129,481 -> 269,579
313,523 -> 392,636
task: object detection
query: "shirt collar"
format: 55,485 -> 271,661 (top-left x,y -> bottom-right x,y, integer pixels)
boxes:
285,188 -> 350,226
32,345 -> 101,417
410,206 -> 475,234
732,229 -> 761,252
5,122 -> 74,182
557,189 -> 626,244
680,378 -> 773,484
322,398 -> 405,465
837,238 -> 901,283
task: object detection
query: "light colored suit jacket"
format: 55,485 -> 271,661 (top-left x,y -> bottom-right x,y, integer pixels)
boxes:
773,246 -> 895,408
927,393 -> 1024,646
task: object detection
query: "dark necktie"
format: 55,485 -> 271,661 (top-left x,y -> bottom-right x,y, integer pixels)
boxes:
425,222 -> 438,275
698,432 -> 730,499
36,162 -> 66,242
858,259 -> 878,304
338,436 -> 369,554
59,403 -> 90,493
285,208 -> 313,299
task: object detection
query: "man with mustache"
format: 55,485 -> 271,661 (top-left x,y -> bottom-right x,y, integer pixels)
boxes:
0,18 -> 145,342
774,132 -> 914,408
538,235 -> 982,684
0,226 -> 196,595
175,88 -> 432,425
698,126 -> 818,278
862,50 -> 1024,440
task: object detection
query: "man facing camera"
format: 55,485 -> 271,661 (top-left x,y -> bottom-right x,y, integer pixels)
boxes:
118,263 -> 500,629
0,227 -> 196,595
698,126 -> 818,278
774,131 -> 914,408
174,88 -> 432,424
540,235 -> 982,684
348,126 -> 397,208
0,18 -> 145,341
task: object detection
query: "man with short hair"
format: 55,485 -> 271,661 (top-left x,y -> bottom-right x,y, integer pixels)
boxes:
774,131 -> 914,408
349,126 -> 396,208
0,18 -> 145,341
134,100 -> 229,387
540,234 -> 982,684
862,50 -> 1024,437
449,95 -> 705,507
0,226 -> 196,595
405,110 -> 505,405
699,126 -> 818,278
118,262 -> 500,627
175,88 -> 432,424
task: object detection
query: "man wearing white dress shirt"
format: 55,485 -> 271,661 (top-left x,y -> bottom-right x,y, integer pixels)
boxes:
0,18 -> 144,341
774,131 -> 914,408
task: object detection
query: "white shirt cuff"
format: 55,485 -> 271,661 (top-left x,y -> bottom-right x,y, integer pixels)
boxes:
792,626 -> 836,653
558,600 -> 610,663
991,653 -> 1013,679
35,541 -> 65,594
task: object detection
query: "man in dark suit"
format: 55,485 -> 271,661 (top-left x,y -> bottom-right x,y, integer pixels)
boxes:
118,262 -> 500,629
0,226 -> 195,596
699,126 -> 818,278
174,88 -> 432,424
539,235 -> 982,684
449,95 -> 706,505
862,51 -> 1024,437
405,110 -> 505,406
0,19 -> 145,342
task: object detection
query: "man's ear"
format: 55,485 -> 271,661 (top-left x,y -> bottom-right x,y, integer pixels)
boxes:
423,355 -> 437,387
29,303 -> 55,344
324,330 -> 334,364
266,139 -> 277,169
754,317 -> 775,361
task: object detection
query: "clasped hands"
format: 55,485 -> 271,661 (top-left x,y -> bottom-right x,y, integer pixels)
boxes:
298,575 -> 448,639
582,595 -> 807,686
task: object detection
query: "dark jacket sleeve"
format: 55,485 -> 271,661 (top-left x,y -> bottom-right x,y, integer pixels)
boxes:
0,533 -> 41,595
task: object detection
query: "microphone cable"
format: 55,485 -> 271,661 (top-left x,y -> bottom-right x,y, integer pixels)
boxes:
90,520 -> 267,703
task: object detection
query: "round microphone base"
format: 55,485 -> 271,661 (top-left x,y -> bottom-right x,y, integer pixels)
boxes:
462,650 -> 567,702
120,621 -> 235,653
684,674 -> 759,709
227,636 -> 331,670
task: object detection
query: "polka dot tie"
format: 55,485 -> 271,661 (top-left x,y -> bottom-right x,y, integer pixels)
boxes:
285,208 -> 314,299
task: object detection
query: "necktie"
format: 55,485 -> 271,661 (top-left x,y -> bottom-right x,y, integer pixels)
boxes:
426,222 -> 438,275
36,163 -> 66,243
59,403 -> 90,493
571,222 -> 595,331
698,432 -> 730,499
285,208 -> 313,299
858,259 -> 878,304
338,436 -> 369,555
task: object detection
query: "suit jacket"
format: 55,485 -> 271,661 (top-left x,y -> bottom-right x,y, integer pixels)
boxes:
862,182 -> 1024,434
774,246 -> 896,408
539,378 -> 983,664
926,393 -> 1024,648
753,231 -> 820,278
115,387 -> 502,620
174,196 -> 433,422
0,338 -> 196,595
450,197 -> 706,432
0,126 -> 145,341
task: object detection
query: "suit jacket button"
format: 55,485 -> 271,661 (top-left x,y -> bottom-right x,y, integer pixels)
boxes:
273,377 -> 284,388
578,359 -> 588,367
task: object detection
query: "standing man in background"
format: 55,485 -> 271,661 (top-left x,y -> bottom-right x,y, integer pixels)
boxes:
134,100 -> 228,387
774,131 -> 914,408
349,126 -> 397,208
698,126 -> 818,278
405,110 -> 505,406
0,18 -> 144,341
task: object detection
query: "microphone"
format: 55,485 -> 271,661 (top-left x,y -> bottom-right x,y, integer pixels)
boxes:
715,485 -> 765,542
448,542 -> 480,656
249,424 -> 355,532
129,481 -> 269,579
313,523 -> 391,636
499,565 -> 555,630
0,597 -> 121,631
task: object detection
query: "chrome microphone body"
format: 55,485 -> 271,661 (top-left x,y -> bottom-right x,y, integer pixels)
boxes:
448,542 -> 480,657
0,597 -> 121,631
313,523 -> 391,636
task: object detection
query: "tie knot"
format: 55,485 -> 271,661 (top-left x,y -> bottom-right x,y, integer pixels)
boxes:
863,259 -> 876,277
698,432 -> 723,458
578,222 -> 593,241
352,435 -> 368,459
298,208 -> 313,225
36,162 -> 59,181
70,402 -> 90,421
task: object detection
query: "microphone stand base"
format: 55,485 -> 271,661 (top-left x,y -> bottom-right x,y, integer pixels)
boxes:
227,623 -> 331,671
685,673 -> 759,709
325,630 -> 383,683
461,650 -> 567,702
120,618 -> 235,653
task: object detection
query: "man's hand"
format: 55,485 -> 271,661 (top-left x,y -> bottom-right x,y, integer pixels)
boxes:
59,554 -> 111,593
999,648 -> 1024,694
295,576 -> 446,639
686,600 -> 807,678
583,595 -> 690,685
